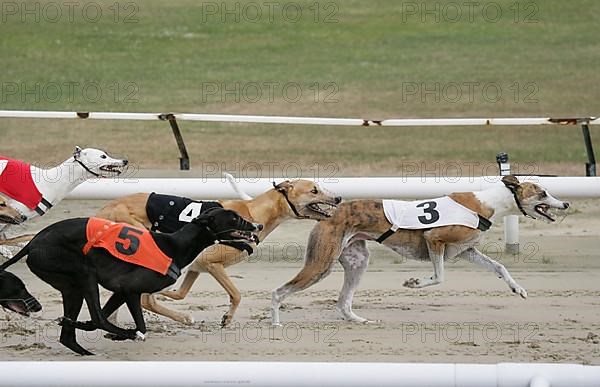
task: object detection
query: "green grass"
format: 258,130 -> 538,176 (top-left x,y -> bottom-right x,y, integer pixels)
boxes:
0,0 -> 598,174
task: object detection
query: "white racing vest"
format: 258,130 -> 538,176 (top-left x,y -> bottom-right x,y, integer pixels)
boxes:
382,196 -> 484,230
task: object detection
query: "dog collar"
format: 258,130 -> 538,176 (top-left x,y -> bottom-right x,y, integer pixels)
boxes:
73,157 -> 101,178
502,183 -> 532,218
273,182 -> 308,219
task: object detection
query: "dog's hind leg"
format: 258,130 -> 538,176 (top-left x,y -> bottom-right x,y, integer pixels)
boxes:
460,247 -> 528,299
59,290 -> 94,356
271,223 -> 344,326
337,240 -> 371,323
82,275 -> 137,340
140,293 -> 194,325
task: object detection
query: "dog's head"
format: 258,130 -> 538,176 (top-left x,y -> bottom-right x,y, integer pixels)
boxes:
502,175 -> 569,222
0,270 -> 42,316
0,197 -> 26,225
192,207 -> 262,244
273,179 -> 342,220
73,146 -> 128,178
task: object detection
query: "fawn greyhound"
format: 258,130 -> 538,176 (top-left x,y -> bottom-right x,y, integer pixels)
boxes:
0,197 -> 27,225
271,175 -> 569,325
0,207 -> 260,355
96,176 -> 341,326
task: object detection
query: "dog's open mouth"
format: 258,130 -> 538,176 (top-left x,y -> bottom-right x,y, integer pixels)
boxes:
228,230 -> 259,244
0,215 -> 23,225
99,164 -> 124,176
0,299 -> 40,316
534,204 -> 555,222
306,202 -> 337,217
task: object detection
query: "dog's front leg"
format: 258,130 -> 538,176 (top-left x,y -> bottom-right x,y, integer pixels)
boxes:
404,237 -> 445,288
460,247 -> 527,298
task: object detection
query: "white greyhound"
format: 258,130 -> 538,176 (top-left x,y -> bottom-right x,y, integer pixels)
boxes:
0,146 -> 128,255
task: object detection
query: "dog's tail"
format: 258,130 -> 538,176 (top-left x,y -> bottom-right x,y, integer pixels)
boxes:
0,242 -> 30,271
224,173 -> 253,200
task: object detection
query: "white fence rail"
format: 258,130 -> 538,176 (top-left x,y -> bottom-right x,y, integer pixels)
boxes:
0,362 -> 598,387
68,176 -> 600,200
0,109 -> 598,126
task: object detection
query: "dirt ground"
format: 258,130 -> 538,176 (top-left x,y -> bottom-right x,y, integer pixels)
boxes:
1,197 -> 599,363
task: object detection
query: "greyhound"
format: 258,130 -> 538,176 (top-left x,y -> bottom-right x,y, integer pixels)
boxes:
271,175 -> 569,325
0,270 -> 42,316
0,207 -> 261,355
0,146 -> 128,252
95,176 -> 341,326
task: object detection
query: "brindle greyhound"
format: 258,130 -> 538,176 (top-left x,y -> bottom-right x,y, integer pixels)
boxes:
271,175 -> 569,325
96,177 -> 341,326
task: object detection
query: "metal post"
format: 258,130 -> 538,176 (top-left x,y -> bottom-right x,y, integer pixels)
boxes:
582,124 -> 596,176
159,113 -> 190,170
497,153 -> 519,254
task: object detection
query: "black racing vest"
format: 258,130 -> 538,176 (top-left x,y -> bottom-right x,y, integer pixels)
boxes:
145,193 -> 253,254
146,192 -> 222,233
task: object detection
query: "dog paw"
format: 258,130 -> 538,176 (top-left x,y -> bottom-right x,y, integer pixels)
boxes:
221,313 -> 232,328
105,332 -> 128,341
403,278 -> 421,288
56,317 -> 70,326
178,314 -> 194,325
135,331 -> 146,341
0,246 -> 13,259
512,286 -> 528,299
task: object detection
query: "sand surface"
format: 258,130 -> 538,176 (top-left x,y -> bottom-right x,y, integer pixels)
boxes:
1,198 -> 599,363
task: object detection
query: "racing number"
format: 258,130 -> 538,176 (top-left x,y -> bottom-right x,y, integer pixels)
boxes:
416,201 -> 440,225
115,227 -> 143,255
178,202 -> 204,222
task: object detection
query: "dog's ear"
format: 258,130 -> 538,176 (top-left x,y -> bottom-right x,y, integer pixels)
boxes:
194,215 -> 214,227
73,146 -> 82,158
273,180 -> 292,193
501,175 -> 521,192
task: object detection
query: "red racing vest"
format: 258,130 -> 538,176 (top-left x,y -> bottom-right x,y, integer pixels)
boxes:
0,156 -> 43,210
83,217 -> 178,278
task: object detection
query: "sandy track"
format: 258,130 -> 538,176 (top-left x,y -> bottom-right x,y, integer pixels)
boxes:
1,198 -> 599,363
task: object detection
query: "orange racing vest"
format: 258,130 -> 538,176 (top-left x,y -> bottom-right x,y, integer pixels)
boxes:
83,217 -> 178,278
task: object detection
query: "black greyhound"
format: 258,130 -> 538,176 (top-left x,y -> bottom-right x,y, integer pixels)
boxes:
0,270 -> 42,316
1,207 -> 261,355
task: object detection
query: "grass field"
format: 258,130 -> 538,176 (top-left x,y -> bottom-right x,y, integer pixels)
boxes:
1,0 -> 598,175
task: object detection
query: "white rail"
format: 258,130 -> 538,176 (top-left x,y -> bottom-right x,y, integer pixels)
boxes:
68,176 -> 600,200
0,362 -> 597,387
0,109 -> 598,126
